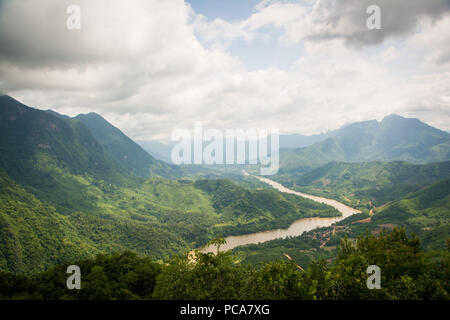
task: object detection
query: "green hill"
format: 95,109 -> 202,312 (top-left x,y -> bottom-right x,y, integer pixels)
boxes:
0,168 -> 341,274
75,112 -> 179,178
371,179 -> 450,250
233,178 -> 449,267
275,161 -> 450,208
279,115 -> 450,173
193,179 -> 339,235
0,95 -> 125,184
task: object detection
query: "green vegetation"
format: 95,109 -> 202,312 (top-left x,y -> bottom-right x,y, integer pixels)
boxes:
1,94 -> 449,301
233,179 -> 450,266
232,234 -> 332,268
274,161 -> 450,209
0,230 -> 447,300
0,251 -> 162,300
0,95 -> 342,274
278,115 -> 450,174
194,179 -> 340,235
75,112 -> 179,179
0,96 -> 342,275
0,170 -> 341,274
371,179 -> 450,251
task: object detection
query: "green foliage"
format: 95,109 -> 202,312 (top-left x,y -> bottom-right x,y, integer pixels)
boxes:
372,179 -> 450,251
275,160 -> 450,208
194,179 -> 340,236
233,179 -> 449,270
329,229 -> 448,299
232,234 -> 330,268
0,229 -> 447,300
75,112 -> 179,179
279,114 -> 450,174
0,251 -> 162,300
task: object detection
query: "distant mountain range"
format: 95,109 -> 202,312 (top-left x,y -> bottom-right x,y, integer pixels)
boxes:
279,114 -> 450,173
137,132 -> 337,164
138,114 -> 450,171
3,94 -> 448,179
137,140 -> 176,164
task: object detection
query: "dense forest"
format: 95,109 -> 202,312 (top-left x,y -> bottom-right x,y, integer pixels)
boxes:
0,229 -> 448,300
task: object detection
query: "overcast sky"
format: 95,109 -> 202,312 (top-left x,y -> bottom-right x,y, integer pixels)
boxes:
0,0 -> 449,141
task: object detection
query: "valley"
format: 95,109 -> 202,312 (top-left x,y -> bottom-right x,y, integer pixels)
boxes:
0,94 -> 448,300
201,171 -> 360,253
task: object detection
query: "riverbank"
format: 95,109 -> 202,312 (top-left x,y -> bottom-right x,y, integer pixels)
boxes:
199,171 -> 361,253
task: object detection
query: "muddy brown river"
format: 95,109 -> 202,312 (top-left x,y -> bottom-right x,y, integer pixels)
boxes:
200,171 -> 361,253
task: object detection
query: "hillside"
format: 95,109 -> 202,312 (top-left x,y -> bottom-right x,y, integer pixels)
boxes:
0,169 -> 202,274
1,230 -> 447,300
371,179 -> 450,251
274,161 -> 450,208
75,113 -> 179,178
279,115 -> 450,173
233,178 -> 450,267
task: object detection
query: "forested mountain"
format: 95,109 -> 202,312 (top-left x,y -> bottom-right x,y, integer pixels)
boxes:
75,112 -> 179,178
279,114 -> 450,173
0,95 -> 129,198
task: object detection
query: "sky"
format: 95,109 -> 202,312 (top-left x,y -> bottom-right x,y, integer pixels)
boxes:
0,0 -> 449,141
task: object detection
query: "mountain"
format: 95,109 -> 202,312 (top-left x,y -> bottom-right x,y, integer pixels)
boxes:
137,132 -> 335,165
137,140 -> 175,164
279,114 -> 450,173
279,132 -> 336,149
0,95 -> 127,186
75,112 -> 179,178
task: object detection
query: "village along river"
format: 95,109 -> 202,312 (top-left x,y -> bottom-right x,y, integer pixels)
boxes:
200,171 -> 361,253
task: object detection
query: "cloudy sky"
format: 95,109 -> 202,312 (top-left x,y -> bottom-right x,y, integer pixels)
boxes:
0,0 -> 449,141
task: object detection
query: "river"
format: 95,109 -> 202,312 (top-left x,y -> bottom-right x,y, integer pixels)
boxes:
200,171 -> 361,253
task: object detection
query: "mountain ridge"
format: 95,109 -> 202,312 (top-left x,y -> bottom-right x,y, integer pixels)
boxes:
279,114 -> 450,173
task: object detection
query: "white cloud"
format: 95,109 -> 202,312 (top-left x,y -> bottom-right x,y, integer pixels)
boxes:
410,16 -> 450,66
0,0 -> 449,141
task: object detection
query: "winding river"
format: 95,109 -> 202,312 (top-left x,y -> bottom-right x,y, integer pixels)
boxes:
200,171 -> 361,253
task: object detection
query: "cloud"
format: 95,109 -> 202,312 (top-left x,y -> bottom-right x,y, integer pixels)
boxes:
0,0 -> 449,141
410,15 -> 450,65
276,0 -> 450,47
